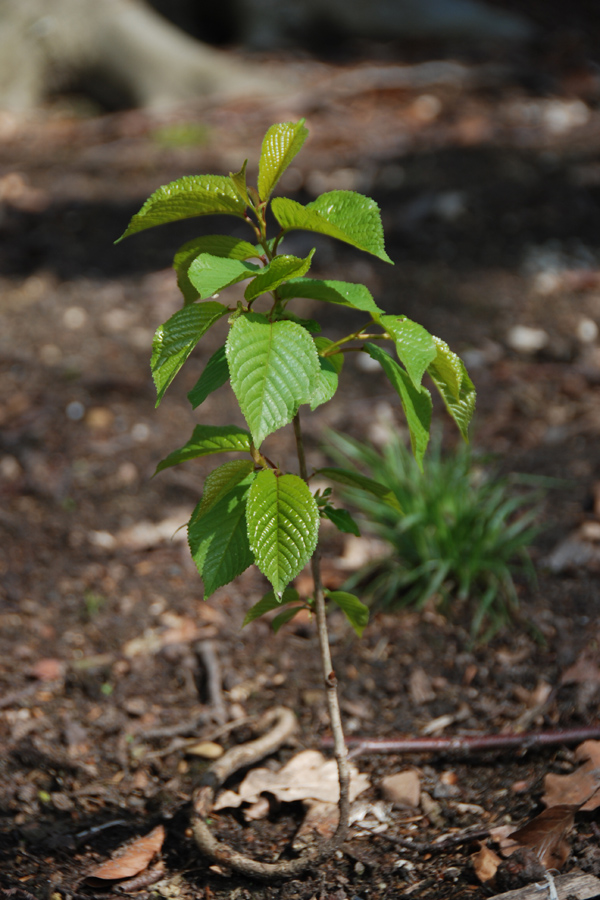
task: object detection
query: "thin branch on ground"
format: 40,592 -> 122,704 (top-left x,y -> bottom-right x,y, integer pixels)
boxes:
321,726 -> 600,758
191,706 -> 334,879
196,639 -> 228,725
144,714 -> 255,760
355,824 -> 491,854
0,679 -> 62,710
134,711 -> 211,742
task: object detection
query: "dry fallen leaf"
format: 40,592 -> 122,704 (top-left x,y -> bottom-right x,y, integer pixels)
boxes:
30,658 -> 66,682
409,667 -> 435,704
86,824 -> 165,882
293,799 -> 340,849
472,841 -> 502,883
542,740 -> 600,811
506,804 -> 576,869
561,649 -> 600,686
213,749 -> 369,810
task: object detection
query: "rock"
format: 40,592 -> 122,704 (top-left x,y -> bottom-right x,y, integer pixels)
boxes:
381,770 -> 421,807
506,325 -> 549,354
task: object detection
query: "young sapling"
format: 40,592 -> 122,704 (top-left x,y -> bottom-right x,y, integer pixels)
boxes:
117,119 -> 476,877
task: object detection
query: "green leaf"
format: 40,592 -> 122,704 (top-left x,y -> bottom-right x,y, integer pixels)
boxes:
278,277 -> 383,319
310,337 -> 344,410
244,251 -> 315,302
323,505 -> 360,536
380,315 -> 437,388
189,254 -> 260,299
271,192 -> 393,263
174,236 -> 258,304
246,469 -> 319,596
277,310 -> 321,333
155,424 -> 251,474
258,119 -> 308,201
187,344 -> 229,409
271,606 -> 305,633
191,459 -> 255,523
326,590 -> 369,637
152,301 -> 228,404
188,474 -> 255,597
226,314 -> 320,446
116,175 -> 247,241
230,159 -> 250,206
242,588 -> 300,627
365,343 -> 432,471
428,337 -> 476,440
317,466 -> 402,513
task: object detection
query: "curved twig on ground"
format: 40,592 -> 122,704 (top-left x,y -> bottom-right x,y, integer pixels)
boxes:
190,706 -> 348,880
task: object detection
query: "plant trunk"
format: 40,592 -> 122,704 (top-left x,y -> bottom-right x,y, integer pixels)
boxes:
293,412 -> 351,845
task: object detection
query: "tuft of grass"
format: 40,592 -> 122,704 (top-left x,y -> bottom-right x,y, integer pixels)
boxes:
151,122 -> 210,148
325,429 -> 546,641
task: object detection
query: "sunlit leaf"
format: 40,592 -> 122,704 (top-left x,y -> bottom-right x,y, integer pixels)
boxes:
174,235 -> 258,304
155,424 -> 251,474
277,277 -> 383,319
310,336 -> 344,410
152,301 -> 228,404
272,191 -> 393,263
365,343 -> 432,470
258,119 -> 308,201
188,253 -> 260,299
246,469 -> 319,596
116,175 -> 247,241
428,337 -> 476,440
244,251 -> 314,302
230,159 -> 250,206
226,314 -> 319,446
380,315 -> 437,388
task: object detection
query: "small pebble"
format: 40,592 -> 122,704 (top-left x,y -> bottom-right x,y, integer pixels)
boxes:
577,317 -> 598,343
66,401 -> 85,421
507,325 -> 549,353
444,866 -> 461,882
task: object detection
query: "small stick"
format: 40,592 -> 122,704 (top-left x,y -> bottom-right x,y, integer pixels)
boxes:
321,726 -> 600,758
196,640 -> 227,725
144,714 -> 254,760
115,861 -> 165,893
134,710 -> 211,741
357,824 -> 491,854
0,679 -> 62,709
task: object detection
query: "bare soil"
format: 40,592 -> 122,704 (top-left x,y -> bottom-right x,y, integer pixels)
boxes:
1,40 -> 600,900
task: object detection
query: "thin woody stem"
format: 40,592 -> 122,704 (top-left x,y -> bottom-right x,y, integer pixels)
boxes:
293,412 -> 351,846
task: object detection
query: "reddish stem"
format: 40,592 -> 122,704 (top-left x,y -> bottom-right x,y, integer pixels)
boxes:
321,726 -> 600,758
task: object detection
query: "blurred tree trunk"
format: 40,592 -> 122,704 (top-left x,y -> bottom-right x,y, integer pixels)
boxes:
0,0 -> 277,111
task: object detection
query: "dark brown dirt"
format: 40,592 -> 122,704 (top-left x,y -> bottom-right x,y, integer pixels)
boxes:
2,37 -> 600,900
